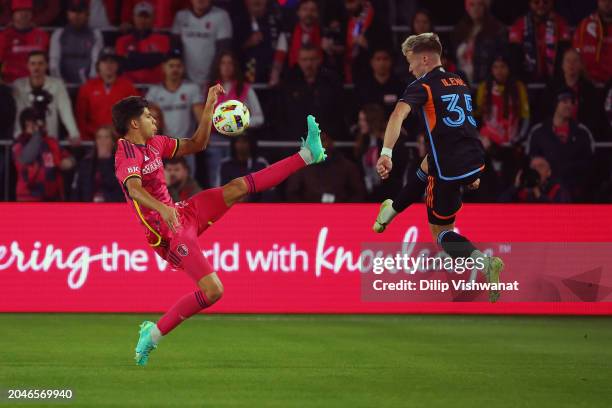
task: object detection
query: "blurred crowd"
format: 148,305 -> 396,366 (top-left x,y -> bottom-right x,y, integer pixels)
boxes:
0,0 -> 610,204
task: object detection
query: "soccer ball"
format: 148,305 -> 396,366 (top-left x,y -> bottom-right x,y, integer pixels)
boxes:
213,100 -> 250,136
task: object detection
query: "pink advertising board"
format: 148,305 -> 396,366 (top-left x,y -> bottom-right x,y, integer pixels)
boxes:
1,203 -> 611,314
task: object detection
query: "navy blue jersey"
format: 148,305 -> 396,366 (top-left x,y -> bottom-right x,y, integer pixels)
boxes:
400,66 -> 484,180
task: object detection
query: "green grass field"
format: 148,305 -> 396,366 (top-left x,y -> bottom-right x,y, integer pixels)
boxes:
1,314 -> 611,407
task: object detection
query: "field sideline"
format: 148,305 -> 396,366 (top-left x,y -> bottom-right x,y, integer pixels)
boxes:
1,314 -> 611,407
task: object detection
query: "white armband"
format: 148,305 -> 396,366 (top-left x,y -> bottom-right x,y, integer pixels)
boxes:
381,147 -> 393,158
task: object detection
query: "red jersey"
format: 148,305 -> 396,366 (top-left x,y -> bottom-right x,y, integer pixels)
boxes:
12,133 -> 66,201
115,32 -> 170,83
573,13 -> 612,83
115,135 -> 179,246
76,77 -> 138,140
509,13 -> 570,79
0,26 -> 49,83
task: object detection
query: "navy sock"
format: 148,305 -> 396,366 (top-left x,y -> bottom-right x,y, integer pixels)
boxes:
437,230 -> 477,259
392,167 -> 427,213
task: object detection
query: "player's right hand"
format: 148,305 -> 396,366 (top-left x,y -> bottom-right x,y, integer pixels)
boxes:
377,155 -> 393,179
159,205 -> 180,233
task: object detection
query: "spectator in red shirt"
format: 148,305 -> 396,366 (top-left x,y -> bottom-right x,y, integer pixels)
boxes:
12,107 -> 75,201
271,0 -> 322,86
76,48 -> 138,140
509,0 -> 571,82
0,0 -> 61,27
0,0 -> 49,83
573,0 -> 612,84
342,0 -> 391,84
116,2 -> 172,84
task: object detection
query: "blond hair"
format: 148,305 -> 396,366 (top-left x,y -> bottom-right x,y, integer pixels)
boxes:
401,32 -> 442,56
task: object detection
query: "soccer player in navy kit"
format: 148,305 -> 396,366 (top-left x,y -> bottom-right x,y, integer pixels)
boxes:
372,33 -> 503,302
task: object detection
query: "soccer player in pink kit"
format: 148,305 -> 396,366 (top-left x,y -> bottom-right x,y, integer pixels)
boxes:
113,84 -> 326,366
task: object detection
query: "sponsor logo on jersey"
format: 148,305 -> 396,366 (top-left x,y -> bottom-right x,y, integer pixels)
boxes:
142,157 -> 163,174
177,244 -> 189,257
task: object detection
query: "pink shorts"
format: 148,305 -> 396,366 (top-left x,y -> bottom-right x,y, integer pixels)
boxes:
154,187 -> 230,282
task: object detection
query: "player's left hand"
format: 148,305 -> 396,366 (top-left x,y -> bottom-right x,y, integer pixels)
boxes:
377,155 -> 393,179
206,84 -> 225,107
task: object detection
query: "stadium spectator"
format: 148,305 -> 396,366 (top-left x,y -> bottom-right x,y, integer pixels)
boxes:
342,0 -> 392,83
13,51 -> 80,141
450,0 -> 507,85
0,76 -> 16,198
76,48 -> 138,141
233,0 -> 285,83
71,125 -> 123,202
573,0 -> 612,84
499,156 -> 571,203
204,50 -> 264,186
527,88 -> 595,201
320,15 -> 345,74
164,156 -> 202,202
218,134 -> 272,202
474,54 -> 529,191
475,53 -> 530,145
287,131 -> 365,202
0,0 -> 49,83
49,1 -> 103,84
116,2 -> 172,84
411,8 -> 433,35
0,78 -> 16,140
390,8 -> 434,84
121,0 -> 189,30
353,104 -> 408,201
210,51 -> 264,128
12,108 -> 74,201
542,48 -> 603,138
0,0 -> 61,27
355,48 -> 404,117
509,0 -> 571,82
146,53 -> 203,177
277,44 -> 346,141
271,0 -> 322,86
172,0 -> 233,85
87,0 -> 119,29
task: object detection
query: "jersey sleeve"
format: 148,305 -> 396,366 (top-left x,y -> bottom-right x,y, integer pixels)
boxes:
216,9 -> 233,40
156,135 -> 180,159
115,139 -> 143,189
399,82 -> 428,111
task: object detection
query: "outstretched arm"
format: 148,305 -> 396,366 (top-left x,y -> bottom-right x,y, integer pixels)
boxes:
126,177 -> 180,233
175,84 -> 225,157
377,102 -> 412,179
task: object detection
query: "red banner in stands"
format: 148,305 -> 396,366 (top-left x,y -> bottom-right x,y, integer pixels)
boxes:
0,203 -> 611,314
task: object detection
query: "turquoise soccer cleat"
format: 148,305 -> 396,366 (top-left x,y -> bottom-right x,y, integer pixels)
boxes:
301,115 -> 327,164
134,321 -> 157,366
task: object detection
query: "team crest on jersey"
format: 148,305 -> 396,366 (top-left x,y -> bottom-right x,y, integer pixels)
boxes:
177,244 -> 189,257
148,145 -> 160,155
